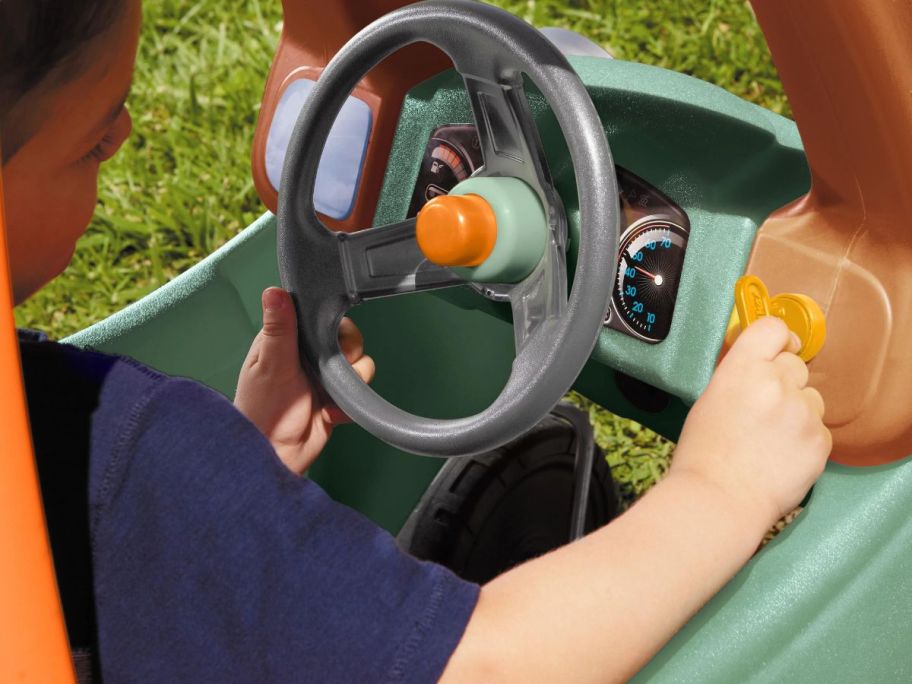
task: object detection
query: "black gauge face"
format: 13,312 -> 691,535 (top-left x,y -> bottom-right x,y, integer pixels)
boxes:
614,219 -> 688,342
407,125 -> 482,217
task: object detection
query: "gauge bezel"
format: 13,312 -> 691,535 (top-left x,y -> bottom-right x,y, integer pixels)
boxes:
609,214 -> 690,343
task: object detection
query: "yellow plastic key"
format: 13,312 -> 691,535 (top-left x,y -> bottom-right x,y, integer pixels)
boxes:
768,292 -> 827,362
734,274 -> 771,329
727,275 -> 827,362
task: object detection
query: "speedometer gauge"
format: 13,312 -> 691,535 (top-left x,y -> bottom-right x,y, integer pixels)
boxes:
613,219 -> 688,342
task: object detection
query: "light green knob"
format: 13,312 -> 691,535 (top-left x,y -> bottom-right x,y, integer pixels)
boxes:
448,176 -> 548,283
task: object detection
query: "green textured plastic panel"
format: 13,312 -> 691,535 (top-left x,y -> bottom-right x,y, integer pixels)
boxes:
376,57 -> 810,408
637,457 -> 912,683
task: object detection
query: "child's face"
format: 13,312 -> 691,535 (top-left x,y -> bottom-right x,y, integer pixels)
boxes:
2,0 -> 141,304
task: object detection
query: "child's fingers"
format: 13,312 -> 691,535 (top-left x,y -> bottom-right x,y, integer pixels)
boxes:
319,356 -> 374,425
352,354 -> 376,384
255,287 -> 301,377
241,331 -> 262,369
802,386 -> 826,420
772,351 -> 809,389
726,316 -> 798,364
321,405 -> 352,425
338,317 -> 365,363
312,332 -> 373,427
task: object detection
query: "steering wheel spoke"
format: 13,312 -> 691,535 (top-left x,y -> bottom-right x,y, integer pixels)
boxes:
338,218 -> 464,301
459,62 -> 571,354
462,75 -> 538,183
507,241 -> 568,354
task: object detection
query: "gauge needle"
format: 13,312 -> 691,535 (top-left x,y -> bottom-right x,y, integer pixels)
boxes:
634,266 -> 664,286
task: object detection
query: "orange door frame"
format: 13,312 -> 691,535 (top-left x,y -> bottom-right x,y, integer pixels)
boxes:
0,167 -> 76,681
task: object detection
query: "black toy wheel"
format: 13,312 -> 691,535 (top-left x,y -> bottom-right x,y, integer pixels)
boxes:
397,406 -> 620,584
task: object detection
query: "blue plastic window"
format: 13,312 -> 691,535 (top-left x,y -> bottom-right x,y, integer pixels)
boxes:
265,78 -> 372,220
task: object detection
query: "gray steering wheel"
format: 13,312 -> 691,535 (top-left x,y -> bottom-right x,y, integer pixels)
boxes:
277,0 -> 618,457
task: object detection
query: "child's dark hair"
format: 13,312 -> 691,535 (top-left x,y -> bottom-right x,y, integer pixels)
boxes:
0,0 -> 125,162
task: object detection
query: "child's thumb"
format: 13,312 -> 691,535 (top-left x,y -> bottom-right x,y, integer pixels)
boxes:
258,287 -> 299,372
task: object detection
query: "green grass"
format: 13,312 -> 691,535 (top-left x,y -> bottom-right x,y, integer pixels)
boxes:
13,0 -> 787,502
491,0 -> 788,116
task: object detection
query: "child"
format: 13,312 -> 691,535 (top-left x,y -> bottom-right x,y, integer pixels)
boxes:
1,0 -> 830,682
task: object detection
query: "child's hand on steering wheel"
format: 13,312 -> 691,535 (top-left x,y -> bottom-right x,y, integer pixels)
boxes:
234,287 -> 375,474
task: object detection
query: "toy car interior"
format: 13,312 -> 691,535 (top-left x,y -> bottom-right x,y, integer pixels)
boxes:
3,0 -> 912,681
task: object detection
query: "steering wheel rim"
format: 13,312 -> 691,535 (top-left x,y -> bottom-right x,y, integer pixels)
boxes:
277,0 -> 618,457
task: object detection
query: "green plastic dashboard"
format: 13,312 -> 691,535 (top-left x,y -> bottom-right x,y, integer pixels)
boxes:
376,57 -> 810,409
66,56 -> 912,681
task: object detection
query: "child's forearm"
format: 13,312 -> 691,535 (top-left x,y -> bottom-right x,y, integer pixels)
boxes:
443,319 -> 828,682
441,470 -> 770,683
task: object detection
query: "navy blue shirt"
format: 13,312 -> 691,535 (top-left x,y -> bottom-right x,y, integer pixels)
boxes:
20,334 -> 478,682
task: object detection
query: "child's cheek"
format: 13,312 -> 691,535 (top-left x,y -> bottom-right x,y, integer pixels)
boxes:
3,146 -> 101,300
32,166 -> 99,281
66,166 -> 102,240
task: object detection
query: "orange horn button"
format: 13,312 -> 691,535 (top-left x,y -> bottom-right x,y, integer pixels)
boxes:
416,194 -> 497,267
